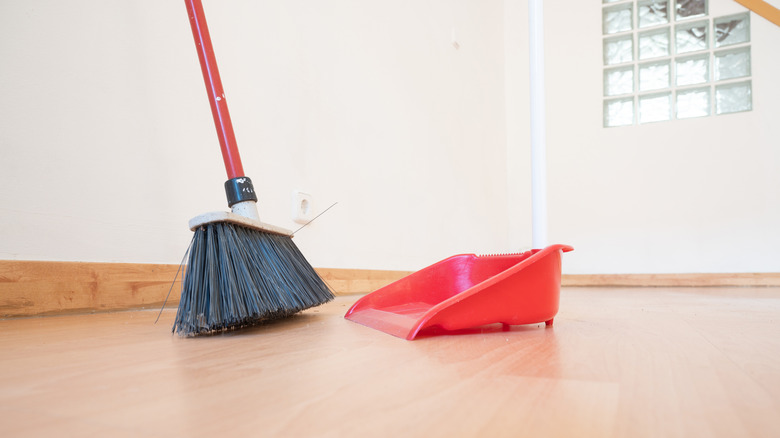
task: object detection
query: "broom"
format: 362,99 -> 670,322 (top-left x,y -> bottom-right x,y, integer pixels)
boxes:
173,0 -> 334,336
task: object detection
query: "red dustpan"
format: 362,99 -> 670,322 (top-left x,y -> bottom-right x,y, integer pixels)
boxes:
345,244 -> 573,340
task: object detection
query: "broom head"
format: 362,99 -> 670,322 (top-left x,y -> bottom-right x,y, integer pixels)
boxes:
173,211 -> 334,336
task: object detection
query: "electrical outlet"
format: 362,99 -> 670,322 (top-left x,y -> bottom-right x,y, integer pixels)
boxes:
292,190 -> 314,224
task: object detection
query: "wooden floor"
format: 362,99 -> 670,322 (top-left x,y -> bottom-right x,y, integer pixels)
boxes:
1,287 -> 779,437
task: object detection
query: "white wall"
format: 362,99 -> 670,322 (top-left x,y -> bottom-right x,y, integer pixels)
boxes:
1,0 -> 777,275
0,0 -> 510,270
542,0 -> 780,273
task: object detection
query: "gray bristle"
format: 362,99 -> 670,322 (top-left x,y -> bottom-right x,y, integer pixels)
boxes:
173,222 -> 334,336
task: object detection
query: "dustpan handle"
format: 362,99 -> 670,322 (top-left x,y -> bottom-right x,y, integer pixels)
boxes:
185,0 -> 245,181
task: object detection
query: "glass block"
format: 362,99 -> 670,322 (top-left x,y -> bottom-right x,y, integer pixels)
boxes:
639,0 -> 669,28
714,47 -> 751,81
676,21 -> 708,54
602,0 -> 625,3
676,0 -> 706,21
639,92 -> 671,123
639,61 -> 670,91
603,3 -> 633,35
604,97 -> 634,127
715,81 -> 752,114
676,87 -> 711,118
715,13 -> 750,47
604,66 -> 634,96
675,54 -> 709,86
603,35 -> 633,65
639,28 -> 670,60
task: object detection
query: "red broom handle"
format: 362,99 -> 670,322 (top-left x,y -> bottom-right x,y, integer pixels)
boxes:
185,0 -> 244,180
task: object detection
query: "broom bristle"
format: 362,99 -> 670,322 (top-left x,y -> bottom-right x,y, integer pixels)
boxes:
173,221 -> 334,336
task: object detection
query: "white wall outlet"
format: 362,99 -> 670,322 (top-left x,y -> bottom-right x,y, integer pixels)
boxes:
292,190 -> 314,224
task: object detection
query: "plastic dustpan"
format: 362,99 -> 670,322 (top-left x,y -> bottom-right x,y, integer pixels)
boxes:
345,244 -> 573,340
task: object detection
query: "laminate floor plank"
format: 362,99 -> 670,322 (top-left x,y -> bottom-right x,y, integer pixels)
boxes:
1,287 -> 778,437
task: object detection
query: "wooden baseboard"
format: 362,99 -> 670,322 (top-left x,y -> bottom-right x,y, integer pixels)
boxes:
0,261 -> 183,318
1,260 -> 777,317
561,273 -> 780,287
0,260 -> 412,318
316,268 -> 413,295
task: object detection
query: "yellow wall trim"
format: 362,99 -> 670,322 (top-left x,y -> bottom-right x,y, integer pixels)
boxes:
735,0 -> 780,27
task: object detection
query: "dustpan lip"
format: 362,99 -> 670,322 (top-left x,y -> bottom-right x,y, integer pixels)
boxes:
406,243 -> 572,339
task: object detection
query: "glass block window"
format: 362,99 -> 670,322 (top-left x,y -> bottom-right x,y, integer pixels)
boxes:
603,3 -> 634,34
601,1 -> 753,127
676,0 -> 707,20
675,54 -> 709,86
675,20 -> 708,54
639,92 -> 672,123
639,28 -> 670,59
715,13 -> 750,47
605,66 -> 635,96
604,35 -> 634,65
639,0 -> 669,28
676,87 -> 710,118
715,81 -> 752,114
605,97 -> 635,127
639,61 -> 671,91
714,47 -> 751,80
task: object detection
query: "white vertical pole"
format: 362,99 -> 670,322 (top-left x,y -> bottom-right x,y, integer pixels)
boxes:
529,0 -> 547,249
